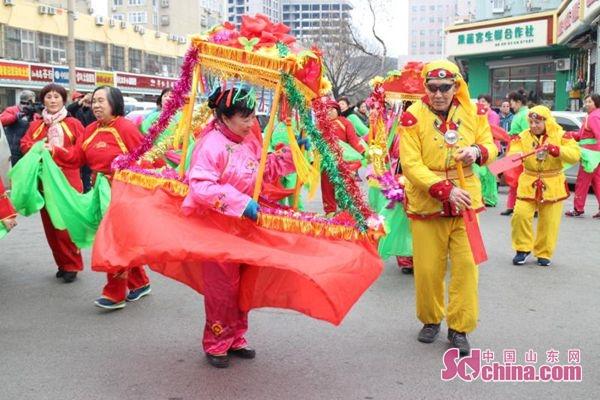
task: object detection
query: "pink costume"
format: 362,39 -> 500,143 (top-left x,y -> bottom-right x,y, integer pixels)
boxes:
181,119 -> 295,355
573,108 -> 600,212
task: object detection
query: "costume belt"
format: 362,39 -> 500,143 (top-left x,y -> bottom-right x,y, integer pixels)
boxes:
431,165 -> 473,180
523,169 -> 562,178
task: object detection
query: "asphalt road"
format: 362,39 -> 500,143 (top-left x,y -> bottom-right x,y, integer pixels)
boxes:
1,187 -> 599,400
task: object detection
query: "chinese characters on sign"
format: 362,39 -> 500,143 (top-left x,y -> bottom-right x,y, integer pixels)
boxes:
446,19 -> 550,57
0,61 -> 29,81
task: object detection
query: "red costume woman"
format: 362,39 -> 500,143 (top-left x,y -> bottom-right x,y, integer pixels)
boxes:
20,84 -> 84,283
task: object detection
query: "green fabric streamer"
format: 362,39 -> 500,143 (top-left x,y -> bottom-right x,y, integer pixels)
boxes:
346,113 -> 369,137
141,110 -> 182,146
8,141 -> 111,248
378,203 -> 412,259
581,148 -> 600,173
472,164 -> 498,207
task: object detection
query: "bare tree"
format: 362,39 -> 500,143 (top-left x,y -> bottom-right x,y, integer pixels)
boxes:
347,0 -> 388,74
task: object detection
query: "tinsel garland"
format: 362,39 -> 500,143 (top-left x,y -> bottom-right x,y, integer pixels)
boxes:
281,72 -> 373,231
112,44 -> 200,173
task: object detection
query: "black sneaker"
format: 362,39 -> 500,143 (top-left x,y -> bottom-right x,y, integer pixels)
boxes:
537,258 -> 551,267
62,271 -> 77,283
228,347 -> 256,359
500,208 -> 513,216
401,267 -> 414,275
512,251 -> 531,265
417,323 -> 440,343
56,270 -> 65,279
206,353 -> 229,368
448,329 -> 470,357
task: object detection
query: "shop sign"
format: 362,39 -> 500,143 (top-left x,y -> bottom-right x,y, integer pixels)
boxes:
446,19 -> 550,56
96,71 -> 115,86
53,67 -> 69,84
30,65 -> 54,82
116,72 -> 175,89
0,61 -> 29,81
75,69 -> 96,85
557,0 -> 584,43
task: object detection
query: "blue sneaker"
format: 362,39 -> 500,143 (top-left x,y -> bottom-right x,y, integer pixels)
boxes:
126,284 -> 151,302
94,297 -> 126,310
512,251 -> 531,265
537,258 -> 552,267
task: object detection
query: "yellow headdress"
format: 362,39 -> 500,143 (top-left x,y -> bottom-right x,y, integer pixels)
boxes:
421,59 -> 474,114
527,105 -> 563,138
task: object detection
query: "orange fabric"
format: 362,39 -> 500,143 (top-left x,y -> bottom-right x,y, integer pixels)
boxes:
92,181 -> 383,325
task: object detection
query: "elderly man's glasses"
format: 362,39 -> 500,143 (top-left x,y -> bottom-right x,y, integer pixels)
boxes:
426,83 -> 454,93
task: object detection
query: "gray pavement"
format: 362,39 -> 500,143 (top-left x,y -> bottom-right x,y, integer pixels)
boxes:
1,187 -> 599,400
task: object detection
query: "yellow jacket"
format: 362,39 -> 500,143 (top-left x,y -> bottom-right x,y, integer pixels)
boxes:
400,100 -> 498,218
508,129 -> 580,202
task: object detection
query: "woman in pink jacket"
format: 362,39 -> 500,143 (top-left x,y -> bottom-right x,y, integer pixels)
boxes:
565,93 -> 600,218
181,86 -> 295,368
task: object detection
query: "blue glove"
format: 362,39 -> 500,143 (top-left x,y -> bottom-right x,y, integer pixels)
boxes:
296,136 -> 311,151
242,199 -> 260,221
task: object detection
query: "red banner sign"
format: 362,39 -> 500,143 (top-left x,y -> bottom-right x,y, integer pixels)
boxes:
0,61 -> 29,81
116,72 -> 176,89
75,69 -> 95,85
30,65 -> 54,82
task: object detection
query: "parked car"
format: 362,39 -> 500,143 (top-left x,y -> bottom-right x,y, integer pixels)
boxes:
124,101 -> 157,115
0,123 -> 11,188
551,111 -> 586,185
125,108 -> 155,127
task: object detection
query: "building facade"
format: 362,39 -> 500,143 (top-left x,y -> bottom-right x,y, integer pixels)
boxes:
107,0 -> 223,38
474,0 -> 561,20
281,0 -> 352,45
0,0 -> 188,108
447,0 -> 599,111
405,0 -> 476,64
226,0 -> 282,25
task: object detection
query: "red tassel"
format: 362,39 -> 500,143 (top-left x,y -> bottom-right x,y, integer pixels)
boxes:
226,84 -> 234,107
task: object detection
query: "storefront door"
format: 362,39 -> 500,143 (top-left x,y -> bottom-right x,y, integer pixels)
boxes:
490,61 -> 557,109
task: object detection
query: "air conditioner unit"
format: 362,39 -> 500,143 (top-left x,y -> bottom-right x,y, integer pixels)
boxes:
3,0 -> 16,6
95,16 -> 105,26
132,67 -> 141,74
111,5 -> 117,11
161,0 -> 169,7
47,6 -> 56,15
120,20 -> 127,29
139,26 -> 145,35
556,58 -> 571,71
178,36 -> 186,44
88,7 -> 94,14
109,18 -> 116,27
134,24 -> 141,32
38,5 -> 48,14
155,31 -> 161,38
168,33 -> 177,41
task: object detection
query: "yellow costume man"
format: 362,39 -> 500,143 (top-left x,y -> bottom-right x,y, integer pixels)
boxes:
399,60 -> 497,356
510,105 -> 580,267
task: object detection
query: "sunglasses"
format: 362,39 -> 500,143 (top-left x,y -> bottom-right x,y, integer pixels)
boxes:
426,83 -> 454,93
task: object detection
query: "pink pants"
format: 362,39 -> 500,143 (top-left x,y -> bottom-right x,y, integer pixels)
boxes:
573,165 -> 600,212
507,185 -> 517,210
202,261 -> 248,355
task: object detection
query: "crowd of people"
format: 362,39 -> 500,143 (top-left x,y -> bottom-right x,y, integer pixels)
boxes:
0,57 -> 598,368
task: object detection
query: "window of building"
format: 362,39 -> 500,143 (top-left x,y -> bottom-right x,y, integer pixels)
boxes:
312,4 -> 319,10
75,40 -> 87,67
129,11 -> 147,23
301,4 -> 308,10
113,13 -> 125,20
332,4 -> 339,10
128,0 -> 144,5
144,53 -> 160,74
89,42 -> 107,69
111,45 -> 125,71
283,5 -> 289,11
38,33 -> 66,64
21,30 -> 36,61
129,48 -> 142,72
411,6 -> 417,12
4,27 -> 21,59
113,0 -> 123,5
158,56 -> 176,76
420,5 -> 425,11
322,4 -> 329,11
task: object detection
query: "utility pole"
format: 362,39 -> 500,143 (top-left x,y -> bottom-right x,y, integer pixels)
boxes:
66,0 -> 76,95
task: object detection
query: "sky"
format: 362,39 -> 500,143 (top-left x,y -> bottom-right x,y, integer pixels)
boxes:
91,0 -> 409,56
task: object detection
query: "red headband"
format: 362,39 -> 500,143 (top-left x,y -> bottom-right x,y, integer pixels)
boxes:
528,112 -> 546,121
426,68 -> 456,80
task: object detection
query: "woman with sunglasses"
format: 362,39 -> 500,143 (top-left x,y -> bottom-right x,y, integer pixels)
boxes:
20,83 -> 85,283
509,106 -> 580,267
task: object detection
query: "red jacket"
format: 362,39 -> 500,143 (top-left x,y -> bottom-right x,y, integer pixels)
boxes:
20,117 -> 85,192
0,178 -> 16,221
0,105 -> 19,127
80,116 -> 143,176
332,116 -> 365,153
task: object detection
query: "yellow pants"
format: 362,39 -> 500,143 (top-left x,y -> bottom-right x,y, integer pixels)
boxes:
411,217 -> 478,333
511,200 -> 563,259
